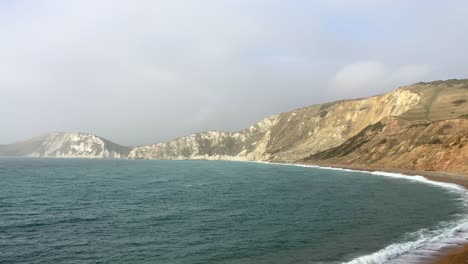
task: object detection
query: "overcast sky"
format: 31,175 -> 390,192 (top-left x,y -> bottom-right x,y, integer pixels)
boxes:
1,0 -> 467,146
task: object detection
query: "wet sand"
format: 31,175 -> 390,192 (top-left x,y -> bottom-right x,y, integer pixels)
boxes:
296,161 -> 468,264
297,161 -> 468,188
432,244 -> 468,264
376,169 -> 468,263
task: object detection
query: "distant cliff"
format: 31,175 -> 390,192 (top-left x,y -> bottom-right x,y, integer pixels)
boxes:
129,87 -> 422,161
128,78 -> 468,174
0,132 -> 131,158
2,79 -> 467,174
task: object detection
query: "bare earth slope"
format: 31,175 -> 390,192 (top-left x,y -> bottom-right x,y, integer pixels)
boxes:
302,79 -> 468,175
302,117 -> 468,175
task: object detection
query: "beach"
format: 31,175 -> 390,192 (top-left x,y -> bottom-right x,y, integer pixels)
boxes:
3,157 -> 463,264
433,244 -> 468,264
376,169 -> 468,264
297,161 -> 468,188
382,170 -> 468,264
297,161 -> 468,264
427,171 -> 468,264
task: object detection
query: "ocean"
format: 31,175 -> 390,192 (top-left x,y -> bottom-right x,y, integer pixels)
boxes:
0,158 -> 466,264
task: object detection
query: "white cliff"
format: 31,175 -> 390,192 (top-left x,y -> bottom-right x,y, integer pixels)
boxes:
3,79 -> 466,163
0,132 -> 131,158
128,87 -> 422,161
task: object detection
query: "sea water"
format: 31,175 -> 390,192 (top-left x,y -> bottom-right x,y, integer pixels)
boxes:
0,158 -> 466,264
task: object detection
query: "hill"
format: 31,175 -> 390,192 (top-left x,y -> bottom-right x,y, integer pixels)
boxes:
0,132 -> 131,158
2,79 -> 467,175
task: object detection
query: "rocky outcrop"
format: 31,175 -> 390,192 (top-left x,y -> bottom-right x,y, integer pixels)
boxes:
0,132 -> 131,158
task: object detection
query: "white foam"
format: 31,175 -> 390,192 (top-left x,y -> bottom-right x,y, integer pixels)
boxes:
259,161 -> 468,264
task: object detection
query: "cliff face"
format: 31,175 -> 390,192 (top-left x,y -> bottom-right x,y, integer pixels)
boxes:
2,79 -> 467,176
128,116 -> 280,160
303,117 -> 468,174
129,79 -> 467,164
129,88 -> 422,161
301,79 -> 468,174
0,132 -> 131,158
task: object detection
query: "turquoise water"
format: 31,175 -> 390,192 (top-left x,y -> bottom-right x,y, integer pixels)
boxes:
0,158 -> 465,263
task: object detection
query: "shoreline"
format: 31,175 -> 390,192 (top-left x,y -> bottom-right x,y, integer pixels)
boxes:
294,161 -> 468,264
432,244 -> 468,264
295,162 -> 468,188
3,157 -> 467,263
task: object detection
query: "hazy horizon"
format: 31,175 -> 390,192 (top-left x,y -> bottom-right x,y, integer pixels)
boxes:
1,77 -> 465,147
2,1 -> 468,145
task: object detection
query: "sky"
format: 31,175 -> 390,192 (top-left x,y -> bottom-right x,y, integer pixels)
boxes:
1,0 -> 467,146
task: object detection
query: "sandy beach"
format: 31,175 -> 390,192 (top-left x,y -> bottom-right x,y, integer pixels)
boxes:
432,244 -> 468,264
297,161 -> 468,264
381,170 -> 468,263
298,161 -> 468,188
378,171 -> 467,263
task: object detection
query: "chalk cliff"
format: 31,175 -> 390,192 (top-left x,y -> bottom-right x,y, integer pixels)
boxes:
0,132 -> 131,158
129,81 -> 453,161
2,79 -> 467,176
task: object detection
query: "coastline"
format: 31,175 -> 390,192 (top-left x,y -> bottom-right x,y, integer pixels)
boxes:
295,162 -> 468,188
432,244 -> 468,264
4,157 -> 467,263
293,161 -> 468,264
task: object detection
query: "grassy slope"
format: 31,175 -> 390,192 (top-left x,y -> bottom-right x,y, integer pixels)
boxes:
302,79 -> 468,175
398,79 -> 468,121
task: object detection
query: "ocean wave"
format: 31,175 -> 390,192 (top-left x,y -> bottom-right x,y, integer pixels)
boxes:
262,162 -> 468,264
344,221 -> 468,264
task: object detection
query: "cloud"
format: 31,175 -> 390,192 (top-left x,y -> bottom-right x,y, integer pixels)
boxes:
0,1 -> 467,145
329,62 -> 434,98
391,64 -> 433,84
329,61 -> 387,96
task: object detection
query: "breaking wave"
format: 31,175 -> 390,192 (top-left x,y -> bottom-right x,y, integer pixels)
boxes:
266,162 -> 468,264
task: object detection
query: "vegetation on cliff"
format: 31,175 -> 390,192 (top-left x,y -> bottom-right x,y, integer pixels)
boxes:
1,79 -> 467,175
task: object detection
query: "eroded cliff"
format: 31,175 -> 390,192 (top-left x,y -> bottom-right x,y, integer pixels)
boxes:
0,132 -> 131,158
303,117 -> 468,175
129,86 -> 423,161
3,79 -> 467,175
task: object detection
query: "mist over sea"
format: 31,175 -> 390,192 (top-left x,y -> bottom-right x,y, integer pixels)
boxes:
0,158 -> 465,264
